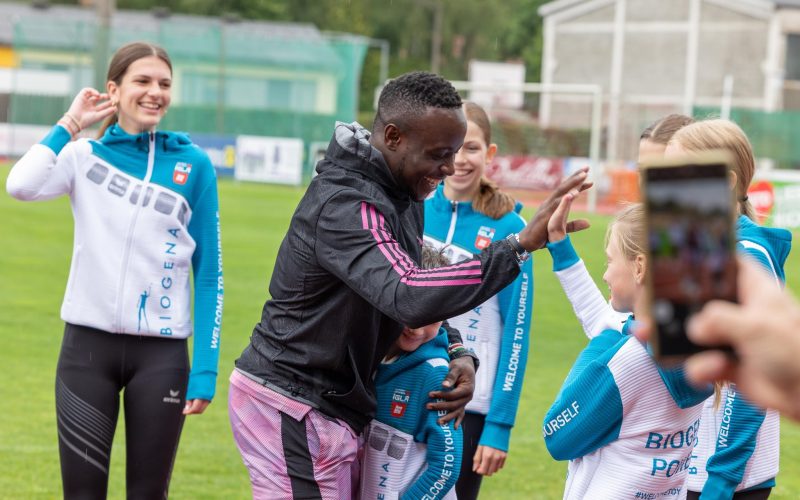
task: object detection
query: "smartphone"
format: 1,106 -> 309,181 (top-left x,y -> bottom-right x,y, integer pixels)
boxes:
641,151 -> 737,365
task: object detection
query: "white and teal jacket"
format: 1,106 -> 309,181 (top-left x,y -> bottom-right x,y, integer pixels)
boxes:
6,124 -> 223,401
543,317 -> 711,499
423,185 -> 533,452
547,215 -> 792,498
686,215 -> 791,498
544,238 -> 711,500
359,329 -> 462,500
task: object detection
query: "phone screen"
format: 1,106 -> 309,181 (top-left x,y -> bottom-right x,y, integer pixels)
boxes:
644,160 -> 737,360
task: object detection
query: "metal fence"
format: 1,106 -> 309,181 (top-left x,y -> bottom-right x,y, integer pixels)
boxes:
5,11 -> 369,166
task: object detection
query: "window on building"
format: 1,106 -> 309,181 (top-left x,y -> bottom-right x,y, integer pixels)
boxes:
226,77 -> 268,108
290,80 -> 316,112
182,72 -> 316,112
265,79 -> 290,109
786,34 -> 800,81
182,72 -> 220,105
265,79 -> 317,112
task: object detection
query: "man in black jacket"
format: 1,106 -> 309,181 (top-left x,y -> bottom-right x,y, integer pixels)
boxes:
229,71 -> 591,498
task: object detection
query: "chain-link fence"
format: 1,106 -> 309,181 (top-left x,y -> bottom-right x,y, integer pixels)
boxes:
4,7 -> 368,177
694,106 -> 800,170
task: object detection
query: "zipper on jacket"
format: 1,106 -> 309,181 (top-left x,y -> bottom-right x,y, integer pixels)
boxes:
115,131 -> 156,332
445,200 -> 458,244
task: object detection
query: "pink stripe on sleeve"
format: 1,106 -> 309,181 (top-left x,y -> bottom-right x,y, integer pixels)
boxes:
415,259 -> 482,273
409,268 -> 482,278
401,277 -> 483,286
361,202 -> 369,229
360,202 -> 483,287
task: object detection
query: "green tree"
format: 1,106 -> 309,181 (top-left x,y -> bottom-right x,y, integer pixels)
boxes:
49,0 -> 549,112
496,0 -> 548,82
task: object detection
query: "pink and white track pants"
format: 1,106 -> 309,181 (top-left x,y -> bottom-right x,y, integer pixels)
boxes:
228,369 -> 362,499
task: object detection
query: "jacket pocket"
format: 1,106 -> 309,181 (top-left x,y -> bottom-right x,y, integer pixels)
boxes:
322,347 -> 374,413
475,338 -> 492,403
64,244 -> 82,304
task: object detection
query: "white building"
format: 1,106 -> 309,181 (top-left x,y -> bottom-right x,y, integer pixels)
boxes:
538,0 -> 800,160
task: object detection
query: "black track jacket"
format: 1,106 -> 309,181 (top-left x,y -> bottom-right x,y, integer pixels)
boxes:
235,122 -> 524,432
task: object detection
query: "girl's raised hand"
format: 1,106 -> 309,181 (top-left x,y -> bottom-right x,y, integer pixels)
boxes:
519,167 -> 592,251
547,190 -> 589,243
65,88 -> 117,131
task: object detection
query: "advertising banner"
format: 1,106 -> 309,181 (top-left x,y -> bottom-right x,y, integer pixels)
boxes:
749,171 -> 800,228
234,136 -> 304,186
485,155 -> 564,191
191,133 -> 237,177
468,60 -> 526,110
308,141 -> 329,179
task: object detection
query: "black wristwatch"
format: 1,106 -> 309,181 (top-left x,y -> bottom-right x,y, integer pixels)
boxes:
449,346 -> 480,371
506,233 -> 530,265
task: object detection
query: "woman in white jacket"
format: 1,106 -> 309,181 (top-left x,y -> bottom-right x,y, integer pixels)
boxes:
6,42 -> 223,499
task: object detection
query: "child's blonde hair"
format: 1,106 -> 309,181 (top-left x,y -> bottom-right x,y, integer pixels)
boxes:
670,119 -> 756,409
669,119 -> 756,221
605,203 -> 646,261
612,200 -> 729,407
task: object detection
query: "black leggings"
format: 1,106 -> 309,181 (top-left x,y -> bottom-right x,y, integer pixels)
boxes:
455,413 -> 486,500
687,488 -> 771,500
56,323 -> 189,500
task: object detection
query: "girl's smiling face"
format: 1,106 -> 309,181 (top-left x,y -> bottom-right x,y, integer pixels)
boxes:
108,56 -> 172,134
445,119 -> 497,201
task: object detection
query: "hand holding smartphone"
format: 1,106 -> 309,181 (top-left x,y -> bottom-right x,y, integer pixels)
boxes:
641,151 -> 738,365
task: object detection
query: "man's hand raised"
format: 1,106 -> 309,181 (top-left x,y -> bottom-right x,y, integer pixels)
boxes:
517,167 -> 592,251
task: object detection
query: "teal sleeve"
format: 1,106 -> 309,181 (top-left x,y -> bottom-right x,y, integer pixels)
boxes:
546,235 -> 580,271
736,241 -> 779,282
480,256 -> 533,452
186,164 -> 223,401
701,386 -> 766,499
656,364 -> 713,409
404,366 -> 462,499
40,124 -> 73,155
543,331 -> 626,461
698,242 -> 779,497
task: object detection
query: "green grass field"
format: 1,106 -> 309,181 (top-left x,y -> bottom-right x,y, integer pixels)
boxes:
3,163 -> 800,499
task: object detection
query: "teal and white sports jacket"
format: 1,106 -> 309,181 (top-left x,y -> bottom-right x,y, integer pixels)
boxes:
548,235 -> 629,339
6,124 -> 223,401
543,318 -> 711,500
423,185 -> 533,453
544,238 -> 711,500
359,329 -> 462,500
687,215 -> 791,498
546,216 -> 792,498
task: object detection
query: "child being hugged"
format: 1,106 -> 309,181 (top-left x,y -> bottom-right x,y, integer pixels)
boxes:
542,197 -> 711,500
423,101 -> 533,499
359,245 -> 464,500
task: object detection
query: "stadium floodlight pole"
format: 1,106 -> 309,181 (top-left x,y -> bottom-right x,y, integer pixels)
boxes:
448,80 -> 603,213
372,39 -> 390,87
589,84 -> 602,213
430,0 -> 443,74
721,74 -> 734,121
94,0 -> 116,89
